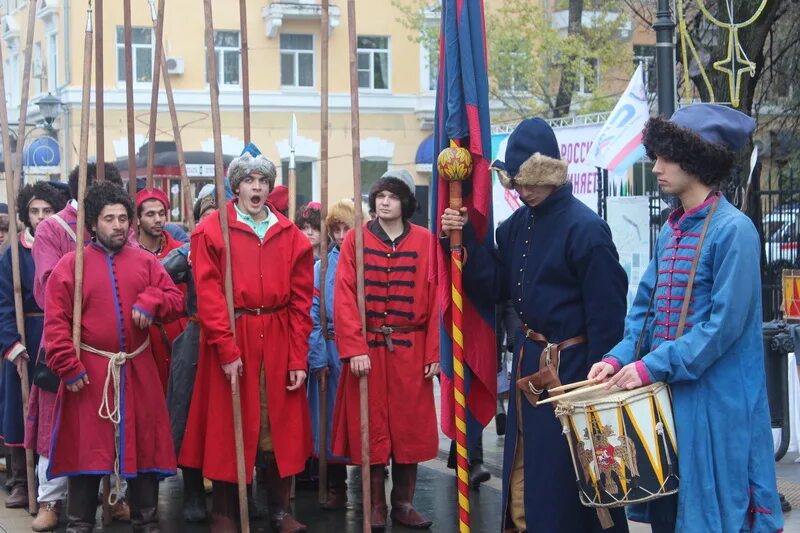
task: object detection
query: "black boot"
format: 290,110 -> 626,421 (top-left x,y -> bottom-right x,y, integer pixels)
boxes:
66,475 -> 102,533
128,473 -> 160,533
469,439 -> 490,489
181,467 -> 208,522
210,480 -> 239,533
320,463 -> 348,511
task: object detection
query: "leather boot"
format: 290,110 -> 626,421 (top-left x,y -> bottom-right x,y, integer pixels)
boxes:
210,480 -> 239,533
128,474 -> 160,533
4,446 -> 28,508
265,459 -> 306,533
390,463 -> 432,529
66,475 -> 102,533
31,500 -> 61,531
320,463 -> 348,511
369,464 -> 388,531
468,439 -> 490,489
181,467 -> 208,522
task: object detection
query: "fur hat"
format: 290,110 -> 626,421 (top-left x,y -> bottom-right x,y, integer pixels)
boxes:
193,194 -> 216,221
643,104 -> 756,186
369,176 -> 418,220
227,144 -> 277,194
380,168 -> 416,196
326,199 -> 356,229
492,117 -> 568,190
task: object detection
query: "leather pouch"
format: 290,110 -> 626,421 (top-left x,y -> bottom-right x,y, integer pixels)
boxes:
516,364 -> 560,407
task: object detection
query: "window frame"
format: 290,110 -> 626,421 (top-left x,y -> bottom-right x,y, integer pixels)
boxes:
279,33 -> 315,89
211,30 -> 242,88
577,58 -> 600,95
357,35 -> 391,91
115,26 -> 155,87
46,30 -> 58,93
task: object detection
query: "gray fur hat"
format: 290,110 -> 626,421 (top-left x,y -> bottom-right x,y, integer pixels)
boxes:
227,152 -> 277,193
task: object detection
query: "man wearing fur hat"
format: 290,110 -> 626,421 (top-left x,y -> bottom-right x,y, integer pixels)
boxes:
179,144 -> 313,532
135,188 -> 188,393
332,169 -> 439,530
589,104 -> 782,532
308,199 -> 357,510
441,118 -> 629,532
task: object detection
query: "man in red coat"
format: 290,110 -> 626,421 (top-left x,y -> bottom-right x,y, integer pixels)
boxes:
332,171 -> 440,530
45,182 -> 184,532
135,188 -> 188,393
179,145 -> 313,533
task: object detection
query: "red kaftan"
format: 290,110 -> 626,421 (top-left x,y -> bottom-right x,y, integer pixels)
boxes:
45,243 -> 184,478
331,223 -> 439,465
146,230 -> 188,393
179,200 -> 313,482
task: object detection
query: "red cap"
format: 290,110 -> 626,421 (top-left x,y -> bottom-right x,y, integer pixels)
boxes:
268,185 -> 289,213
135,188 -> 170,212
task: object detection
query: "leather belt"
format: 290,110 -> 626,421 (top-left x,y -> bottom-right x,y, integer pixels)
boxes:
516,325 -> 587,406
366,324 -> 424,352
235,303 -> 288,318
24,312 -> 44,318
520,326 -> 587,353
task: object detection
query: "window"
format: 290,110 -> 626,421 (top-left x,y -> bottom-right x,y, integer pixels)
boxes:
578,58 -> 599,95
6,52 -> 19,105
633,45 -> 657,94
280,34 -> 314,88
116,26 -> 153,84
47,32 -> 58,92
357,36 -> 389,90
360,160 -> 389,197
421,42 -> 438,92
210,30 -> 241,86
498,52 -> 531,93
33,41 -> 43,93
281,160 -> 315,207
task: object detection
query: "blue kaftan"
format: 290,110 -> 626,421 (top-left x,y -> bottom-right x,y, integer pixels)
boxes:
606,194 -> 782,532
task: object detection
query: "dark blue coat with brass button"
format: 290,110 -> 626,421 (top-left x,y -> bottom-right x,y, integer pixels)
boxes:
461,183 -> 629,532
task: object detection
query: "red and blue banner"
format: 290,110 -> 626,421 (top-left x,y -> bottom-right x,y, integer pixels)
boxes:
430,0 -> 496,443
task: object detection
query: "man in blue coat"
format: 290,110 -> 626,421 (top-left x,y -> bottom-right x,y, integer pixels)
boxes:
590,104 -> 783,533
441,118 -> 629,532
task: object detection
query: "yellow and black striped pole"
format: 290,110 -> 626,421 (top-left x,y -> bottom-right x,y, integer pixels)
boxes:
437,144 -> 473,532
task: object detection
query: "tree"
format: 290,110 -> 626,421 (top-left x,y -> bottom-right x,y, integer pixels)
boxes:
391,0 -> 633,120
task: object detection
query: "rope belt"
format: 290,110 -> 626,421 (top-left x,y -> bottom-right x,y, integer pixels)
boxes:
79,337 -> 150,506
366,324 -> 424,352
24,312 -> 44,318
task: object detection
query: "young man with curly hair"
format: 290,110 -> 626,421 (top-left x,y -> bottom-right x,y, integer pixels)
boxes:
589,104 -> 783,533
0,182 -> 65,529
44,182 -> 184,532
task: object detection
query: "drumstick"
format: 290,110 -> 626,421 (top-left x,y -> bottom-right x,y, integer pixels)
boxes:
535,382 -> 615,406
548,378 -> 597,393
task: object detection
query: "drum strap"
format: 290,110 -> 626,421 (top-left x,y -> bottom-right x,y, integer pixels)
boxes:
634,196 -> 720,357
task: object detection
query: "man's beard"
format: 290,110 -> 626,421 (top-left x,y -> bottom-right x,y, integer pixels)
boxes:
97,231 -> 126,252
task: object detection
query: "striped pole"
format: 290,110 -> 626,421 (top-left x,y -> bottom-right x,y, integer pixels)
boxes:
437,145 -> 473,532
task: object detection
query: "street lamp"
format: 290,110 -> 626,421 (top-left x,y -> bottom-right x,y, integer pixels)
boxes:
35,93 -> 62,129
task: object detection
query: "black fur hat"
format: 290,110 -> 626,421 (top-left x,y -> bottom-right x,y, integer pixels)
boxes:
368,177 -> 418,220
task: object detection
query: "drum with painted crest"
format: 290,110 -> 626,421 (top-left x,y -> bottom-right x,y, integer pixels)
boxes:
554,382 -> 679,508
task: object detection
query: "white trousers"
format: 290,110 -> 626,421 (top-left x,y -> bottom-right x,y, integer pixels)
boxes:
36,456 -> 67,504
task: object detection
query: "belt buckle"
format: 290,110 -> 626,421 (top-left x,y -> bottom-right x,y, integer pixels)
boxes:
255,308 -> 263,316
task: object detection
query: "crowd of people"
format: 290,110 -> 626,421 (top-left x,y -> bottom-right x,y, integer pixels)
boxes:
0,104 -> 787,533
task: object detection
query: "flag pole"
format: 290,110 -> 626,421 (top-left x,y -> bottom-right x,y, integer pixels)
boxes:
95,0 -> 105,181
0,2 -> 37,514
145,0 -> 165,190
317,0 -> 331,506
202,1 -> 250,531
345,0 -> 371,530
437,145 -> 473,533
123,0 -> 137,201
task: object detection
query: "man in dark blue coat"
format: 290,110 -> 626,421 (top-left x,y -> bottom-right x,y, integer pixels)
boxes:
441,118 -> 629,532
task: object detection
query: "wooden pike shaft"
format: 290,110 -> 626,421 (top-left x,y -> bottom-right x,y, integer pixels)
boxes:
203,2 -> 249,531
346,1 -> 371,530
317,0 -> 330,506
0,3 -> 37,514
239,0 -> 251,144
95,0 -> 105,181
123,0 -> 136,200
145,0 -> 166,190
158,40 -> 194,229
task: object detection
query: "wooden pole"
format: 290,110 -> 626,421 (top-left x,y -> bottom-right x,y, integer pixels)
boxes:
239,0 -> 251,144
288,115 -> 297,221
0,4 -> 36,515
345,1 -> 370,530
145,0 -> 165,190
203,2 -> 250,531
123,0 -> 137,201
157,42 -> 194,230
95,0 -> 105,181
317,0 -> 330,506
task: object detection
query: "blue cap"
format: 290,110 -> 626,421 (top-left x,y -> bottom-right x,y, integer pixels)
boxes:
0,203 -> 7,214
492,117 -> 561,178
671,103 -> 756,153
240,143 -> 262,158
